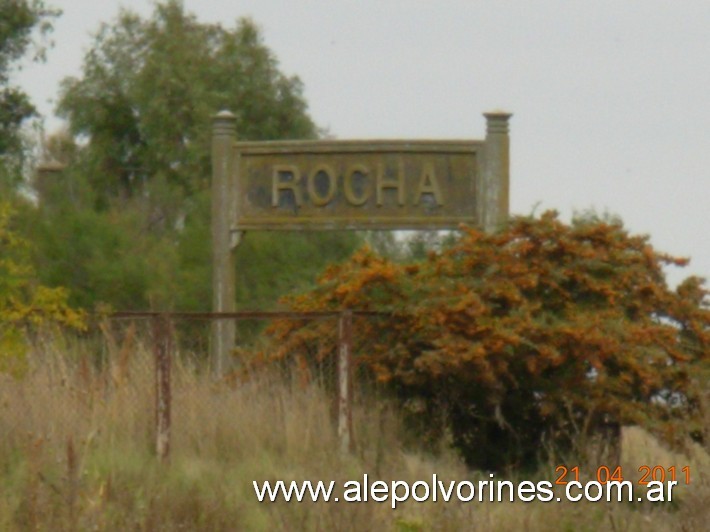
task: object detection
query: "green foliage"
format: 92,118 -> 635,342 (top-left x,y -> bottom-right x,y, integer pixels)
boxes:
57,0 -> 315,204
0,0 -> 58,186
0,201 -> 84,376
273,212 -> 710,471
25,205 -> 156,309
27,1 -> 360,312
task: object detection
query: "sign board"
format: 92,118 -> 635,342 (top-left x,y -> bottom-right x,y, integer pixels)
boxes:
232,140 -> 482,230
209,111 -> 511,376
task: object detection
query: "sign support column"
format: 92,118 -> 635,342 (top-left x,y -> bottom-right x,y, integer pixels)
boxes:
211,111 -> 237,377
482,112 -> 512,233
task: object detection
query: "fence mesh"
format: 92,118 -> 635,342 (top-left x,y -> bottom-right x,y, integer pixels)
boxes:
1,312 -> 388,460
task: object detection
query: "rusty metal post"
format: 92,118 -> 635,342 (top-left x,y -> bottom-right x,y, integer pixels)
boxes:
481,111 -> 512,233
153,315 -> 171,461
211,111 -> 238,377
337,310 -> 354,454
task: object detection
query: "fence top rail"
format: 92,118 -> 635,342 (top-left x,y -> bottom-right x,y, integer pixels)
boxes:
107,310 -> 389,321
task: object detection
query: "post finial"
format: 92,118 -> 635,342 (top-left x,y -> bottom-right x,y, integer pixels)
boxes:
212,110 -> 236,137
483,111 -> 512,135
36,160 -> 66,173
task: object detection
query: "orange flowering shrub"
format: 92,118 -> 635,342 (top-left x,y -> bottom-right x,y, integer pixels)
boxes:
271,212 -> 710,470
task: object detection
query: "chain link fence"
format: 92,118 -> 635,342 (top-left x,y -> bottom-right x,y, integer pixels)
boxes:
1,311 -> 388,461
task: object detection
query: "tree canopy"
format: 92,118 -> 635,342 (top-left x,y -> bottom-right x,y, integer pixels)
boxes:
0,0 -> 57,186
271,212 -> 710,470
26,0 -> 360,312
57,0 -> 316,204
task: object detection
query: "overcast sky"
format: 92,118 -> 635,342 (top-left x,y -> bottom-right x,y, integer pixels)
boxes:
16,0 -> 710,286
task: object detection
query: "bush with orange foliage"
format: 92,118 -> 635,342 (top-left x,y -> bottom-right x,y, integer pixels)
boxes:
271,211 -> 710,471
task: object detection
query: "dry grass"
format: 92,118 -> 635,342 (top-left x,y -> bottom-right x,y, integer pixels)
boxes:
1,334 -> 708,531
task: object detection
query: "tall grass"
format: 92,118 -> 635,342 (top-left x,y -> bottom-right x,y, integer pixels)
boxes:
1,333 -> 708,531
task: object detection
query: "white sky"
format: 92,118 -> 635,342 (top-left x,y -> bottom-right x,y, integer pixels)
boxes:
15,0 -> 710,287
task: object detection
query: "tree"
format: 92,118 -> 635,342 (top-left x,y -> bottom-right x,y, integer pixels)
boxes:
0,201 -> 84,376
271,212 -> 710,471
0,0 -> 57,187
57,0 -> 316,205
31,0 -> 360,312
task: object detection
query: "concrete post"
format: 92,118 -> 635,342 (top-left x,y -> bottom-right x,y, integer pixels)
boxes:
337,310 -> 354,454
482,112 -> 512,233
34,161 -> 67,208
211,111 -> 237,377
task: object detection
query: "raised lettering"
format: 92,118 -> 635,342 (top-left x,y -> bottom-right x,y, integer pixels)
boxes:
376,160 -> 404,207
273,159 -> 450,210
414,163 -> 444,206
343,164 -> 371,206
307,164 -> 337,206
272,165 -> 302,207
